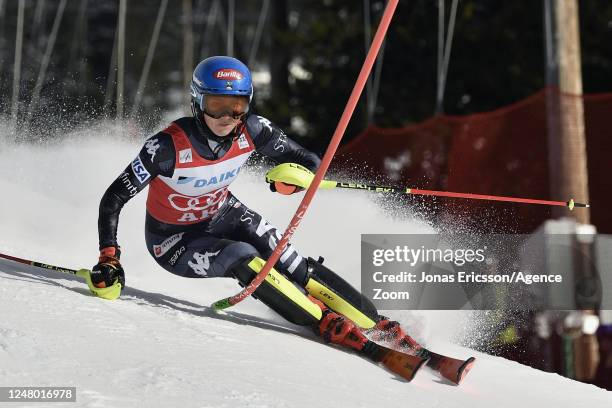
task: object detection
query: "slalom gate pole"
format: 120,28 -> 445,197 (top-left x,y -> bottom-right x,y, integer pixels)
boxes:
212,0 -> 400,311
330,182 -> 590,210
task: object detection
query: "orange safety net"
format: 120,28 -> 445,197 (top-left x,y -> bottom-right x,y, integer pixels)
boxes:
333,88 -> 611,233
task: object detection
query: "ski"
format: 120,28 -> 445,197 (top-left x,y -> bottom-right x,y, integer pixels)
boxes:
362,324 -> 476,385
424,351 -> 476,385
361,341 -> 429,382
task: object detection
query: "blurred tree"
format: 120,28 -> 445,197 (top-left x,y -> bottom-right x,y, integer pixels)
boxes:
288,0 -> 548,151
266,0 -> 291,129
289,0 -> 370,152
0,0 -> 611,143
579,1 -> 612,93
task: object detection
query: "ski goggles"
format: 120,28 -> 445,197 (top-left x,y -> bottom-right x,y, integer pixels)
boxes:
203,106 -> 249,120
197,93 -> 249,120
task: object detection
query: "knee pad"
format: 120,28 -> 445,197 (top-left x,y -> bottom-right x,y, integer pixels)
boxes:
303,257 -> 379,329
228,256 -> 322,326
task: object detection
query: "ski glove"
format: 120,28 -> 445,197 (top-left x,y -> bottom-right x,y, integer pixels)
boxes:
265,163 -> 310,195
265,163 -> 336,195
91,246 -> 125,289
269,181 -> 304,195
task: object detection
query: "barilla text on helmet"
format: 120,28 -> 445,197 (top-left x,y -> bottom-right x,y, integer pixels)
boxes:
213,69 -> 244,81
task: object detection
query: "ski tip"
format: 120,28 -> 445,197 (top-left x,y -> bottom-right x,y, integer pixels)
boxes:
455,357 -> 476,385
436,355 -> 476,385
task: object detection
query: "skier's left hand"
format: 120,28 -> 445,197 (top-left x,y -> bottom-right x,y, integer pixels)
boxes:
269,180 -> 304,195
265,163 -> 312,195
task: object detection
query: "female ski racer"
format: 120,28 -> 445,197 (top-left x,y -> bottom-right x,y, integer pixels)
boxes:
92,56 -> 422,355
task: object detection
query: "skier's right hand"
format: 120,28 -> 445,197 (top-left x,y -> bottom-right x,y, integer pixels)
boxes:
91,246 -> 125,289
269,180 -> 304,195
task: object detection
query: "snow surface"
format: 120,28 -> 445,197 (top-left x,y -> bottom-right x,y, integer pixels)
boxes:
1,127 -> 610,407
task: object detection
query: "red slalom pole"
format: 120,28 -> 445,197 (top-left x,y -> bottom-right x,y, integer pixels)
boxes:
212,0 -> 400,311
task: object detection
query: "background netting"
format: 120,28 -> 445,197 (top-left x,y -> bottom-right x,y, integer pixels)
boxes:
333,88 -> 611,233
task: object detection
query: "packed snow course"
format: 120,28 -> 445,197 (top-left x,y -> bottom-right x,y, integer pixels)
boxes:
1,125 -> 610,407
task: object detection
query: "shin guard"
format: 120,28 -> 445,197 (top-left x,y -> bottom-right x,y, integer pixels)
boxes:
229,257 -> 322,326
303,257 -> 379,329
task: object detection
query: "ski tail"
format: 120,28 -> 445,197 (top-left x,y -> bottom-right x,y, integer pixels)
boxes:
426,352 -> 476,385
362,341 -> 428,382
